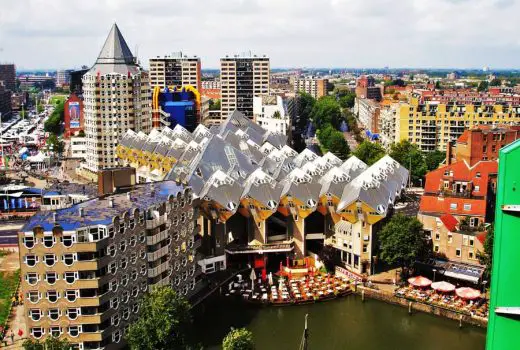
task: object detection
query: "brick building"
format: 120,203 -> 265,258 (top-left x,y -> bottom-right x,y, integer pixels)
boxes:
64,94 -> 84,138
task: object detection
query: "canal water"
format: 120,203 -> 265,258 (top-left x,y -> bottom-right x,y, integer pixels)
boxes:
194,294 -> 486,350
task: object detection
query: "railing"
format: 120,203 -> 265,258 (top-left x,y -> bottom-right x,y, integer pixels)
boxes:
147,244 -> 170,261
146,215 -> 166,229
148,260 -> 170,278
146,228 -> 169,245
150,275 -> 170,290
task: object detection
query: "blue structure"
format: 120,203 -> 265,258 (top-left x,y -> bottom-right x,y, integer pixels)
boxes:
365,130 -> 380,141
158,87 -> 197,132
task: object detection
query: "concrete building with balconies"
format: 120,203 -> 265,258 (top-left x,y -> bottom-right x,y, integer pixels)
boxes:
19,181 -> 201,350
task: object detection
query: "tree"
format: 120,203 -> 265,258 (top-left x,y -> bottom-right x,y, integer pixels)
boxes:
126,286 -> 192,350
352,141 -> 386,165
77,129 -> 86,137
46,134 -> 65,157
23,337 -> 70,350
424,150 -> 446,171
316,124 -> 335,149
44,101 -> 65,135
435,81 -> 442,90
489,78 -> 501,87
327,132 -> 350,160
222,328 -> 255,350
209,99 -> 221,111
477,81 -> 489,92
310,96 -> 342,129
378,214 -> 431,274
477,225 -> 494,282
338,92 -> 356,109
272,111 -> 281,119
36,104 -> 44,114
389,140 -> 427,184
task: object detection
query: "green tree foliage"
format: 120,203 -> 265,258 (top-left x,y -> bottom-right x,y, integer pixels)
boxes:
389,140 -> 427,184
310,96 -> 342,128
424,150 -> 446,171
126,287 -> 192,350
352,140 -> 386,165
293,93 -> 316,152
77,129 -> 86,137
477,225 -> 494,282
338,92 -> 356,109
36,104 -> 44,114
435,81 -> 442,90
22,337 -> 71,350
46,134 -> 65,156
209,99 -> 221,111
378,213 -> 431,272
477,81 -> 489,92
44,101 -> 65,134
222,328 -> 255,350
327,132 -> 350,160
489,78 -> 501,87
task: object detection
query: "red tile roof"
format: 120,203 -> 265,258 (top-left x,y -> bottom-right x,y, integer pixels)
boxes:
457,130 -> 469,143
440,214 -> 459,232
423,160 -> 497,197
419,196 -> 487,217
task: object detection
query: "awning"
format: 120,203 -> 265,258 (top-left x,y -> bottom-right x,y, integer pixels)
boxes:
444,270 -> 480,284
2,191 -> 24,198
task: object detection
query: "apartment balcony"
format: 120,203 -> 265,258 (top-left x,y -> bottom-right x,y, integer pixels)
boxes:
146,214 -> 166,229
147,244 -> 170,262
148,260 -> 171,278
74,297 -> 101,308
150,275 -> 171,290
76,314 -> 102,325
79,331 -> 104,343
147,228 -> 170,245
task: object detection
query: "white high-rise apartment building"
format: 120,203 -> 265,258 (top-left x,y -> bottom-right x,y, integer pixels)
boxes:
149,52 -> 201,91
253,95 -> 290,135
220,53 -> 270,121
82,24 -> 151,178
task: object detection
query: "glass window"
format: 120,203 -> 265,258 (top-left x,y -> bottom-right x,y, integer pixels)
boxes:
456,249 -> 461,257
45,272 -> 58,285
129,235 -> 136,247
26,273 -> 39,285
62,235 -> 74,247
464,203 -> 472,211
109,279 -> 119,292
122,307 -> 130,320
132,286 -> 139,297
140,264 -> 147,275
121,274 -> 129,287
67,308 -> 79,320
120,258 -> 128,270
68,326 -> 81,337
130,252 -> 137,264
47,290 -> 59,303
25,255 -> 38,267
48,308 -> 60,321
131,269 -> 138,281
62,253 -> 76,266
65,290 -> 78,302
119,240 -> 127,252
31,327 -> 44,339
110,297 -> 119,309
49,326 -> 61,337
107,244 -> 117,257
449,203 -> 457,210
29,309 -> 42,321
43,236 -> 55,248
64,272 -> 77,284
112,330 -> 122,343
28,291 -> 40,303
44,254 -> 56,267
111,313 -> 120,326
108,262 -> 117,275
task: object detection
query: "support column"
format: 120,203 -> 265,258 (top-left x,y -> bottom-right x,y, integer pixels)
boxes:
253,219 -> 267,244
291,216 -> 305,258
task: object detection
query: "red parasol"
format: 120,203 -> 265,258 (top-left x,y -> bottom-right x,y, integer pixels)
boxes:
18,329 -> 23,337
455,287 -> 481,300
408,276 -> 432,288
431,281 -> 455,293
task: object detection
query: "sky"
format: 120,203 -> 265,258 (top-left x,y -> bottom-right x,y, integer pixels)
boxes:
1,0 -> 520,70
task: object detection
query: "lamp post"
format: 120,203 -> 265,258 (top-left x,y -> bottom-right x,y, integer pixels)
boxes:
432,268 -> 437,282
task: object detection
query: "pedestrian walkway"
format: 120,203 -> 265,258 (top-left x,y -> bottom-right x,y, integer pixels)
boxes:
3,305 -> 26,349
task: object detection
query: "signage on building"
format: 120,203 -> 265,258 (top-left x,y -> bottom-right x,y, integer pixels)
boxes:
335,265 -> 364,282
69,102 -> 80,128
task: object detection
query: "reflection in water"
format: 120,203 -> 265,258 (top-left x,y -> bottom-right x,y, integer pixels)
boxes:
193,294 -> 486,350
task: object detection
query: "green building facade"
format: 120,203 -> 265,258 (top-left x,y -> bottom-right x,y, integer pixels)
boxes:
487,139 -> 520,349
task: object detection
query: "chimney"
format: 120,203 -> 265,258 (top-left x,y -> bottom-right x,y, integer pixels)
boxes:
108,198 -> 114,208
446,141 -> 452,166
79,208 -> 84,217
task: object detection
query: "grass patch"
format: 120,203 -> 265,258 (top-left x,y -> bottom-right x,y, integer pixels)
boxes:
0,270 -> 20,327
0,251 -> 7,258
49,95 -> 67,105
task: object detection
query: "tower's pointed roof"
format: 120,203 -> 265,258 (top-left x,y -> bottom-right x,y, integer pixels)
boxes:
90,23 -> 140,75
96,23 -> 134,65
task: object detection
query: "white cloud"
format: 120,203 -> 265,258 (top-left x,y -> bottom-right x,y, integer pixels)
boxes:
0,0 -> 519,70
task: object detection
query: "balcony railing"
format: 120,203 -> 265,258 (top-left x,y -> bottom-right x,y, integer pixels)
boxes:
148,260 -> 170,278
147,229 -> 170,245
147,244 -> 170,261
146,215 -> 166,229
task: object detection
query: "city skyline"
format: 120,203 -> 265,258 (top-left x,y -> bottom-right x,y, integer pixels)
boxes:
2,0 -> 520,70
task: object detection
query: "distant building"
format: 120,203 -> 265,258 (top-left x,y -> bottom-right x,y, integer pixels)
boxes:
0,64 -> 16,91
151,86 -> 200,132
201,81 -> 221,99
378,103 -> 400,149
19,74 -> 55,89
56,69 -> 73,86
70,136 -> 87,159
355,75 -> 382,101
69,69 -> 88,95
80,24 -> 151,179
446,72 -> 460,80
40,182 -> 97,210
149,53 -> 201,91
293,78 -> 328,99
397,100 -> 520,152
354,98 -> 380,134
0,83 -> 12,119
63,93 -> 84,138
447,125 -> 520,166
11,92 -> 29,111
253,95 -> 290,135
220,53 -> 270,121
